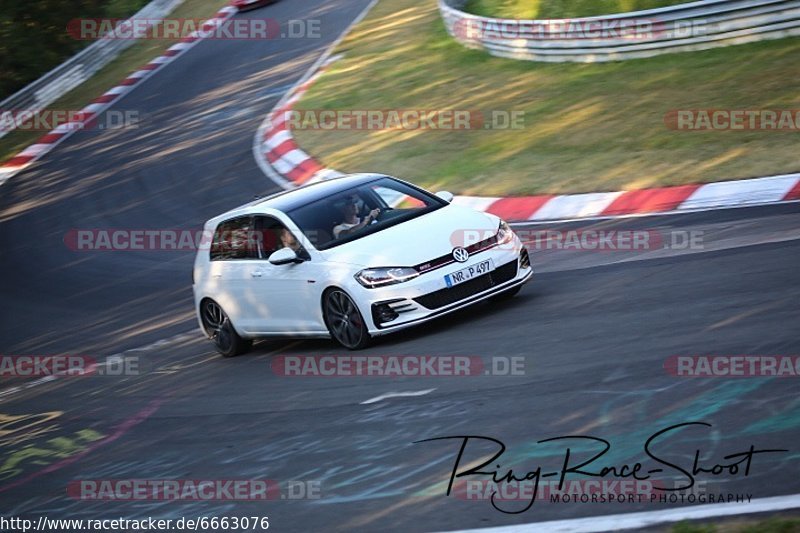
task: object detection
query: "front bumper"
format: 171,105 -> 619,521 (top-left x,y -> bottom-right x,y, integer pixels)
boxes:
356,245 -> 533,335
231,0 -> 271,9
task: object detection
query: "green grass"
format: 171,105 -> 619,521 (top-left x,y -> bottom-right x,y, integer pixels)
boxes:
291,0 -> 800,196
672,517 -> 800,533
0,0 -> 228,164
465,0 -> 691,19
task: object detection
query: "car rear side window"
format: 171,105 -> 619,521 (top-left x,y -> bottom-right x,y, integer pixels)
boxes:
210,216 -> 258,261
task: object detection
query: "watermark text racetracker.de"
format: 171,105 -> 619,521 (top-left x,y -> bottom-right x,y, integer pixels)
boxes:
64,229 -> 213,251
68,479 -> 319,500
665,109 -> 800,131
272,109 -> 525,131
63,228 -> 705,252
453,228 -> 705,252
453,478 -> 728,504
665,355 -> 800,377
271,355 -> 526,377
67,18 -> 320,40
0,110 -> 140,132
452,18 -> 715,41
0,355 -> 146,378
65,228 -> 318,252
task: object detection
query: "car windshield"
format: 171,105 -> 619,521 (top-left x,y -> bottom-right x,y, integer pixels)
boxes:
286,177 -> 447,250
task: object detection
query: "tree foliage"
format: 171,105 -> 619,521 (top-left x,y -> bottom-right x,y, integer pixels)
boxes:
0,0 -> 148,100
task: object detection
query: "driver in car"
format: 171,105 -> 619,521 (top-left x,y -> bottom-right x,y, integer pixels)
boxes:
333,195 -> 380,239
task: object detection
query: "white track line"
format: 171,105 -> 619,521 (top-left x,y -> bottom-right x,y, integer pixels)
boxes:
438,493 -> 800,533
361,388 -> 436,405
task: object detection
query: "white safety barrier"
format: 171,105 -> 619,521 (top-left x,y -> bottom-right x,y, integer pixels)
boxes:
439,0 -> 800,62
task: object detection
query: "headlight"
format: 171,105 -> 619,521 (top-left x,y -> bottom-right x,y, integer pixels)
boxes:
497,220 -> 514,245
355,267 -> 419,288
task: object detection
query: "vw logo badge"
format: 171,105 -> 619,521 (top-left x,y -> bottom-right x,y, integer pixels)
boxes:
452,247 -> 470,263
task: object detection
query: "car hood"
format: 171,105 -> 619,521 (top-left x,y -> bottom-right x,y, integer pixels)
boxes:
320,204 -> 499,268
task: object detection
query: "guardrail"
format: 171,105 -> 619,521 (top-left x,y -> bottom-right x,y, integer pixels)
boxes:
438,0 -> 800,62
0,0 -> 183,140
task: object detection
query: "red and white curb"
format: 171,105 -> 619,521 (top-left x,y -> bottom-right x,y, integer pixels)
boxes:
0,5 -> 239,187
453,174 -> 800,222
254,66 -> 800,222
254,57 -> 344,187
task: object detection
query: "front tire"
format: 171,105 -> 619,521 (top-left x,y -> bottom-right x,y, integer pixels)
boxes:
200,299 -> 252,357
322,289 -> 371,350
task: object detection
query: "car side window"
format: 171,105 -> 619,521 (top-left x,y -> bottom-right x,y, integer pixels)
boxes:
210,216 -> 258,261
253,216 -> 309,261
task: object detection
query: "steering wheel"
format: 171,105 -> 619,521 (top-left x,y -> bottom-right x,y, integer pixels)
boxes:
375,208 -> 387,222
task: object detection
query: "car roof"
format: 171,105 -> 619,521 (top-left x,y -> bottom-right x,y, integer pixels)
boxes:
207,173 -> 389,225
259,173 -> 388,211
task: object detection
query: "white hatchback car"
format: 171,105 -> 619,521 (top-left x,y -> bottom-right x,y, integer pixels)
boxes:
193,174 -> 532,355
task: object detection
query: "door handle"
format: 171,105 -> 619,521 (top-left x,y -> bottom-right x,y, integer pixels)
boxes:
251,271 -> 263,278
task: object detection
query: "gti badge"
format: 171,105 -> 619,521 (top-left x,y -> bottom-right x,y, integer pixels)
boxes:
452,247 -> 470,263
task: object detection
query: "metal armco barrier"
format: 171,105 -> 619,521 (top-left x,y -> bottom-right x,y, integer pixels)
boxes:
439,0 -> 800,62
0,0 -> 183,140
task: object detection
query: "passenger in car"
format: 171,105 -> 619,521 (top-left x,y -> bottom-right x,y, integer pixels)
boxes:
280,228 -> 301,251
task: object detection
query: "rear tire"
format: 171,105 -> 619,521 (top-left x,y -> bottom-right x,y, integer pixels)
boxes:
322,289 -> 372,350
200,299 -> 252,357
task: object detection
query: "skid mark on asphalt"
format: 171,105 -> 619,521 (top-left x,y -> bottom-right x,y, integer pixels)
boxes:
705,299 -> 789,331
0,331 -> 210,401
254,83 -> 296,101
483,380 -> 797,478
408,380 -> 798,515
0,332 -> 303,404
112,338 -> 302,395
361,389 -> 436,405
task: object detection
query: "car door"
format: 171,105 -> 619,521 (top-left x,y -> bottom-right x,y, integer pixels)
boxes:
241,216 -> 322,335
207,215 -> 263,332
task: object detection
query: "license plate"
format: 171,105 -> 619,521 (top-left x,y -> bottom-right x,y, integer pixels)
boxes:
444,259 -> 494,287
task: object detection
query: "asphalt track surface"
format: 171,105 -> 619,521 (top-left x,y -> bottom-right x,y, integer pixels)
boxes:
1,1 -> 799,531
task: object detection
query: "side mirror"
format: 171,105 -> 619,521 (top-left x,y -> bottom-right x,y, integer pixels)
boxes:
268,247 -> 301,265
436,191 -> 454,203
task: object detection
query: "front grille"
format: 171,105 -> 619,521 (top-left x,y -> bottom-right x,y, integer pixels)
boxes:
414,233 -> 499,274
414,260 -> 518,310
